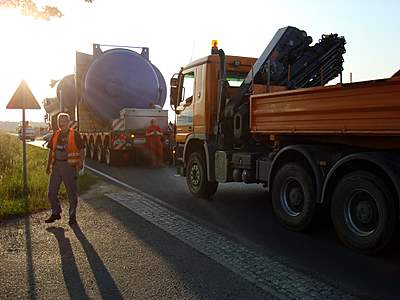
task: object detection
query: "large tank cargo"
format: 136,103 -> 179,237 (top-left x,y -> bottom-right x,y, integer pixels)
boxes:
44,44 -> 170,165
43,74 -> 77,132
57,74 -> 76,114
76,44 -> 170,165
83,48 -> 166,122
43,97 -> 60,131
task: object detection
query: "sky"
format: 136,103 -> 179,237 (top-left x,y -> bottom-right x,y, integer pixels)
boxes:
0,0 -> 399,123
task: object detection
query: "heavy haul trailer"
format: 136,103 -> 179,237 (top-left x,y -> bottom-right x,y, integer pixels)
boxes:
75,44 -> 169,165
78,103 -> 168,165
170,26 -> 400,253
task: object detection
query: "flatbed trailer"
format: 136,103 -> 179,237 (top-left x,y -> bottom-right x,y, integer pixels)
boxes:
75,46 -> 169,166
251,77 -> 400,138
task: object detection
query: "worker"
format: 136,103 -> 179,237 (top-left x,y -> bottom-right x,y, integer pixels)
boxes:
45,113 -> 85,225
146,118 -> 163,167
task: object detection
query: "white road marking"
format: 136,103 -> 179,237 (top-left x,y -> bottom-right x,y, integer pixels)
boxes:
86,165 -> 357,300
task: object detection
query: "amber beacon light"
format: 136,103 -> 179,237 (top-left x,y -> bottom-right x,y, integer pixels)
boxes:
211,40 -> 219,54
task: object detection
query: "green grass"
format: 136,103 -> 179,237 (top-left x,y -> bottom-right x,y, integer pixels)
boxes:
0,132 -> 97,220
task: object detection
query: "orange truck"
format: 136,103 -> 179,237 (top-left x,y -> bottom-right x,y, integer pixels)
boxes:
170,26 -> 400,253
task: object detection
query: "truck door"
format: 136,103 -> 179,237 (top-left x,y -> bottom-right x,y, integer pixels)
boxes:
176,71 -> 195,144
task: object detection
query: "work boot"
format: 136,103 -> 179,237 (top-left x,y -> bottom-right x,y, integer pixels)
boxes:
68,217 -> 77,226
45,214 -> 61,223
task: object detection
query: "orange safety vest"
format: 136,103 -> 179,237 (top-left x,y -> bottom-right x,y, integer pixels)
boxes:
51,128 -> 80,167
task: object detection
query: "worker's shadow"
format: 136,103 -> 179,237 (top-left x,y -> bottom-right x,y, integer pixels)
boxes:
46,227 -> 89,300
70,224 -> 123,300
47,226 -> 122,300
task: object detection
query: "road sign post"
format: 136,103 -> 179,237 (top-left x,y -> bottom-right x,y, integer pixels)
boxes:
6,80 -> 41,196
22,108 -> 27,193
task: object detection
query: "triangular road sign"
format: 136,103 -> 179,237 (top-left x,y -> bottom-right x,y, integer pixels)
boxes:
6,80 -> 41,109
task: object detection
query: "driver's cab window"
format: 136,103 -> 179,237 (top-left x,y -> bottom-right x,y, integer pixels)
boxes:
182,72 -> 195,105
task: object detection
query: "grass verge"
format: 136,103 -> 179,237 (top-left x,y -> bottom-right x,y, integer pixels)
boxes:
0,132 -> 97,220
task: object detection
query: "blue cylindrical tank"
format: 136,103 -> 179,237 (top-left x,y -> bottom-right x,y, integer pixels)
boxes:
57,74 -> 76,110
82,48 -> 167,123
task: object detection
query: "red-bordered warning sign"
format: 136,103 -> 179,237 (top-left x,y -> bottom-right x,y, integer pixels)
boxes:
6,80 -> 40,109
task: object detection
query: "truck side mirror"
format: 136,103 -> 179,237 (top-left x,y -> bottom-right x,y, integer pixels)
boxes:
170,74 -> 182,110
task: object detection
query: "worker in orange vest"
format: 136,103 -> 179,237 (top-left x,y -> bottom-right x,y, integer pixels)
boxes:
146,119 -> 164,167
45,113 -> 85,225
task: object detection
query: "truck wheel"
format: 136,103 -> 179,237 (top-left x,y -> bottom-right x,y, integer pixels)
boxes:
89,142 -> 97,160
272,162 -> 317,231
331,171 -> 396,254
186,152 -> 218,198
105,147 -> 118,166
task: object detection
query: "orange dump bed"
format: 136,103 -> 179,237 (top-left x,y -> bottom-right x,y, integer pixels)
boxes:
250,77 -> 400,136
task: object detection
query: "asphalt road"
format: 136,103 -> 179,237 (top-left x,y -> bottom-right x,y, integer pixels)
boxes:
85,158 -> 400,300
4,133 -> 399,299
1,182 -> 271,299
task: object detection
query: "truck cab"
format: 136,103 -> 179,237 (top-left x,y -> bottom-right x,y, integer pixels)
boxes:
171,54 -> 255,179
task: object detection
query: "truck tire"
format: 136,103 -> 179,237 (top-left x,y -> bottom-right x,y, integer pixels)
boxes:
105,147 -> 119,166
89,142 -> 97,160
186,152 -> 218,198
331,171 -> 396,254
272,162 -> 317,231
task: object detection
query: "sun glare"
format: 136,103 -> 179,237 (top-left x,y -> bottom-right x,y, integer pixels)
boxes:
0,9 -> 76,121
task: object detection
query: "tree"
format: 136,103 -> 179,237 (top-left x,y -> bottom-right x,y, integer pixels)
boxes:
0,0 -> 93,20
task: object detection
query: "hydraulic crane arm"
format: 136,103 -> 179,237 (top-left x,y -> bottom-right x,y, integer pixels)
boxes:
229,26 -> 346,111
221,26 -> 346,147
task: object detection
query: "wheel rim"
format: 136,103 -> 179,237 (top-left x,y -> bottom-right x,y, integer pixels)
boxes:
345,190 -> 380,237
189,162 -> 201,188
280,178 -> 305,217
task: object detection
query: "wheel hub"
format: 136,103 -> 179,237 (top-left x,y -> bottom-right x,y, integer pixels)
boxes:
281,179 -> 305,217
289,187 -> 303,207
355,201 -> 373,223
346,190 -> 379,236
190,164 -> 200,186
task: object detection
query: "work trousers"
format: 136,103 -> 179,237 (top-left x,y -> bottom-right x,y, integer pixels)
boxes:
148,139 -> 163,166
48,161 -> 77,218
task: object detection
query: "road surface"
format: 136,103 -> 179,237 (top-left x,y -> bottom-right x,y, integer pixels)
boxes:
5,136 -> 399,299
84,158 -> 400,300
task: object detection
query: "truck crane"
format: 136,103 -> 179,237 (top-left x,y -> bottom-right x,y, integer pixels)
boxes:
170,26 -> 400,253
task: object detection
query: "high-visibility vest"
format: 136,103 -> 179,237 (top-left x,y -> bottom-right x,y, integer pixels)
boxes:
51,128 -> 80,167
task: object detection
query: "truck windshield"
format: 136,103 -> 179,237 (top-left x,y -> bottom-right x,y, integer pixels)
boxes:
226,73 -> 246,87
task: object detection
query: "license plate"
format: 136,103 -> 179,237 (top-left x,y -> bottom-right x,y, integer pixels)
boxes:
133,138 -> 146,144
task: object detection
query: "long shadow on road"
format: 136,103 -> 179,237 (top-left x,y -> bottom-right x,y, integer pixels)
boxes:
71,224 -> 123,300
84,195 -> 269,299
46,227 -> 89,300
25,217 -> 37,300
47,225 -> 123,300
